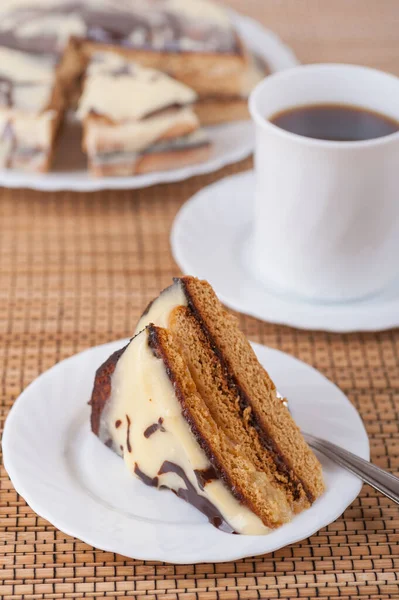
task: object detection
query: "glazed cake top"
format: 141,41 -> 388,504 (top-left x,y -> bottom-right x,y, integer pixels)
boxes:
77,51 -> 197,122
0,0 -> 238,56
0,46 -> 56,112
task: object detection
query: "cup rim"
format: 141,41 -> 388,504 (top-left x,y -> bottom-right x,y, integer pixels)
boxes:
249,63 -> 399,149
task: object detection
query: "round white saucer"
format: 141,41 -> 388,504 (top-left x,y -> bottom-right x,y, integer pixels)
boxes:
3,338 -> 368,564
171,170 -> 399,332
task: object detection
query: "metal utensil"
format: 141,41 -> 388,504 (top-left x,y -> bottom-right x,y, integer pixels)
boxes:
303,431 -> 399,505
280,395 -> 399,505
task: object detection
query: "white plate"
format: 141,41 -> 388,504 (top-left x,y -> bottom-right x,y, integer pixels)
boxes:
0,12 -> 298,192
3,338 -> 369,564
171,171 -> 399,332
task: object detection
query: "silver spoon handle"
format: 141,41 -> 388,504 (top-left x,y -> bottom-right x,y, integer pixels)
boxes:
303,432 -> 399,505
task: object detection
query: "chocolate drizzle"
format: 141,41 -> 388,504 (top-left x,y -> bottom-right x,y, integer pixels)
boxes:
1,120 -> 15,169
111,63 -> 133,77
134,463 -> 158,487
115,419 -> 121,428
142,103 -> 183,120
194,466 -> 218,490
0,3 -> 83,55
0,2 -> 240,58
132,457 -> 235,533
126,414 -> 132,453
0,76 -> 12,107
158,461 -> 235,533
144,417 -> 165,438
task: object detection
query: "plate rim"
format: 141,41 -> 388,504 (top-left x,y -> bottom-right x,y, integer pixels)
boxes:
171,169 -> 399,333
0,12 -> 298,192
2,338 -> 369,563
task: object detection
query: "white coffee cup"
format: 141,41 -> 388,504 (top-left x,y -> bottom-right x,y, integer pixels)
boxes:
248,64 -> 399,302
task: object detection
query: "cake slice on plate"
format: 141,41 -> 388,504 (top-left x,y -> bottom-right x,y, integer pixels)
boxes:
77,51 -> 211,176
0,47 -> 64,172
90,277 -> 324,534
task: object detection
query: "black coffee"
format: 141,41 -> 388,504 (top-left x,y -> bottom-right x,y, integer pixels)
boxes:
269,103 -> 399,142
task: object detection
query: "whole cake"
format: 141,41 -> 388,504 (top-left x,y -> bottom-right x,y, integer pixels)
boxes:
0,0 -> 265,174
90,277 -> 325,534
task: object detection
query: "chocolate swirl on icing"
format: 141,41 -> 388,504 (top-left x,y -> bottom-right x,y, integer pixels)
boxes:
134,463 -> 158,487
0,3 -> 84,55
194,465 -> 218,490
0,77 -> 12,107
144,417 -> 166,438
133,458 -> 235,532
158,461 -> 235,533
126,414 -> 132,453
0,1 -> 239,57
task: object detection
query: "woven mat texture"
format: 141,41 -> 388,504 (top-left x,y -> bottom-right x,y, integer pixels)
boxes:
1,2 -> 399,598
1,159 -> 399,599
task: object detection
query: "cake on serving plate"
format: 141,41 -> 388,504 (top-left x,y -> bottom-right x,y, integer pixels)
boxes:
0,0 -> 266,174
90,276 -> 325,534
0,46 -> 64,171
77,52 -> 210,176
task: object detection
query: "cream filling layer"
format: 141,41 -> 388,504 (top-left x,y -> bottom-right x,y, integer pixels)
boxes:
92,130 -> 209,166
84,107 -> 199,156
0,109 -> 57,141
101,327 -> 268,535
0,109 -> 57,168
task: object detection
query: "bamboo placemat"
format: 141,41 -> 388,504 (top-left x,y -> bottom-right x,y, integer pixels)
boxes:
1,2 -> 399,598
1,160 -> 399,599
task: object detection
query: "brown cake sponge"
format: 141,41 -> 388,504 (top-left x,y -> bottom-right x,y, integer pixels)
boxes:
147,324 -> 292,529
177,276 -> 325,505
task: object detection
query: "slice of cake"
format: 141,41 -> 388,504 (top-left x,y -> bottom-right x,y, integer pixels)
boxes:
90,277 -> 325,534
90,324 -> 290,534
0,47 -> 64,172
77,52 -> 211,176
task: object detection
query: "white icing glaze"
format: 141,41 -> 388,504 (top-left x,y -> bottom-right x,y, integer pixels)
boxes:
77,52 -> 197,122
0,107 -> 56,152
13,13 -> 86,47
104,327 -> 269,535
136,281 -> 187,332
11,110 -> 56,146
0,47 -> 54,83
11,85 -> 53,113
0,47 -> 56,112
164,0 -> 231,28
